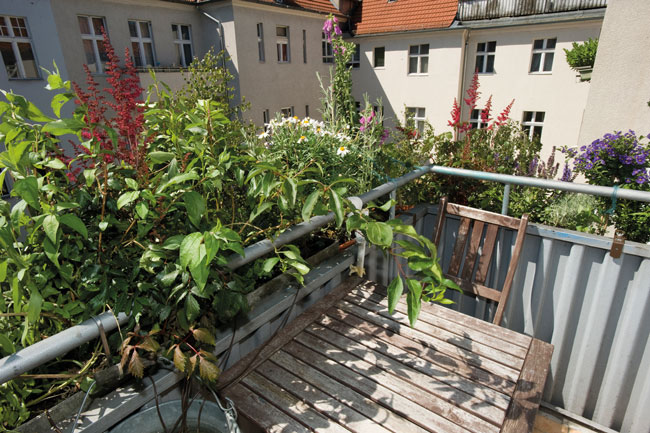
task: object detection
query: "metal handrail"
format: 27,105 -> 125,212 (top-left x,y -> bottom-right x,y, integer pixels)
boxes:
1,163 -> 649,384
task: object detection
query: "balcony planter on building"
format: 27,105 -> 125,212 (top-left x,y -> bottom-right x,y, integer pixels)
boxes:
575,65 -> 593,82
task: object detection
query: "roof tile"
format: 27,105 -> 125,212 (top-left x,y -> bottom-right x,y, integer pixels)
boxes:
352,0 -> 457,35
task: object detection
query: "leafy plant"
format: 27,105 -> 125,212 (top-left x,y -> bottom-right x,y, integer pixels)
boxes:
564,38 -> 598,69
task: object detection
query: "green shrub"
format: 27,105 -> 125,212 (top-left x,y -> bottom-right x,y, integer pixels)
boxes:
564,38 -> 598,69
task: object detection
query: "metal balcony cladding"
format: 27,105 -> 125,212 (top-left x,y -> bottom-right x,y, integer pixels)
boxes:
458,0 -> 608,21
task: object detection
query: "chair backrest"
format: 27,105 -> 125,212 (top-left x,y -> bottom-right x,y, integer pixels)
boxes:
433,197 -> 529,325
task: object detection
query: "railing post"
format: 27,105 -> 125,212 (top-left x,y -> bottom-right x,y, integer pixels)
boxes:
389,189 -> 397,220
502,183 -> 511,215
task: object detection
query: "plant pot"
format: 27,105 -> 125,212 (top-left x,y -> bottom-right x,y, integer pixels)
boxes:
575,66 -> 592,82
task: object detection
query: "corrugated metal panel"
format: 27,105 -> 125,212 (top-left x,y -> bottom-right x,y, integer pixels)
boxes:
367,204 -> 650,432
458,0 -> 608,21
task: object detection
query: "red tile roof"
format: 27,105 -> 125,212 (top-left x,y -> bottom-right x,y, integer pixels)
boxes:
255,0 -> 340,15
352,0 -> 458,35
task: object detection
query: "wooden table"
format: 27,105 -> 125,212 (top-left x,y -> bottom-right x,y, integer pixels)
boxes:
218,277 -> 553,433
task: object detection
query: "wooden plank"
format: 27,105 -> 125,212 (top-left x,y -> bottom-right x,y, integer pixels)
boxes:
475,223 -> 499,285
225,383 -> 312,433
326,307 -> 517,396
445,275 -> 503,302
448,217 -> 471,276
447,203 -> 521,230
317,313 -> 512,410
270,350 -> 429,433
501,339 -> 553,433
336,300 -> 521,382
462,221 -> 484,281
284,340 -> 473,433
307,320 -> 507,427
343,294 -> 525,370
243,371 -> 353,433
362,283 -> 531,349
218,276 -> 363,391
256,360 -> 394,433
350,287 -> 527,359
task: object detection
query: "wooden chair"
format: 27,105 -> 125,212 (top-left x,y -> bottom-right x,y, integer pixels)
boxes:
433,197 -> 529,325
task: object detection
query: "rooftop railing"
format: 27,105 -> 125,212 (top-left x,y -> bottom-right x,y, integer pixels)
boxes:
458,0 -> 608,21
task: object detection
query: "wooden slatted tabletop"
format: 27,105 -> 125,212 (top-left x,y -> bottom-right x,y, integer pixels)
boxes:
218,277 -> 553,433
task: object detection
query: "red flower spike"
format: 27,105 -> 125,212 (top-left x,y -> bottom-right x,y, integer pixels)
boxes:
481,95 -> 492,124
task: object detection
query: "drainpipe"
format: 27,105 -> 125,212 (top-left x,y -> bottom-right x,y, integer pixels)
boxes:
456,28 -> 470,141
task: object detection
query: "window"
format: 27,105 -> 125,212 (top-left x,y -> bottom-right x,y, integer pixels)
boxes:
374,46 -> 385,68
522,111 -> 545,140
530,38 -> 556,73
322,32 -> 333,63
406,107 -> 426,135
172,24 -> 193,67
469,109 -> 488,129
348,43 -> 360,68
305,105 -> 309,117
0,16 -> 38,79
302,30 -> 307,63
263,109 -> 270,128
129,20 -> 156,68
78,16 -> 108,74
475,41 -> 496,74
276,26 -> 290,63
280,107 -> 294,117
408,44 -> 429,74
257,23 -> 265,62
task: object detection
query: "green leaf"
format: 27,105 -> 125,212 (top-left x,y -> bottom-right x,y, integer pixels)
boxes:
25,100 -> 53,122
190,258 -> 209,291
282,178 -> 297,207
12,176 -> 40,210
42,118 -> 85,135
192,328 -> 216,345
185,294 -> 200,322
156,172 -> 199,193
163,235 -> 184,250
394,240 -> 426,255
262,257 -> 280,273
117,191 -> 140,209
135,202 -> 149,219
387,277 -> 403,314
379,199 -> 394,212
43,214 -> 59,244
302,190 -> 320,222
50,93 -> 73,118
173,346 -> 186,372
43,237 -> 59,267
408,256 -> 435,272
98,221 -> 108,231
0,333 -> 15,355
84,168 -> 96,187
289,260 -> 310,275
27,291 -> 44,324
46,72 -> 64,90
199,358 -> 220,382
406,279 -> 423,327
148,151 -> 175,163
45,158 -> 67,170
124,178 -> 138,190
180,232 -> 204,269
387,220 -> 419,237
442,278 -> 462,292
249,202 -> 273,223
0,260 -> 7,283
366,222 -> 393,248
59,213 -> 88,238
185,191 -> 206,229
346,214 -> 365,232
328,189 -> 344,228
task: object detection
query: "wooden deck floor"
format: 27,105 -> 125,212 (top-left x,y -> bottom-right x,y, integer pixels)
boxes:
218,277 -> 552,433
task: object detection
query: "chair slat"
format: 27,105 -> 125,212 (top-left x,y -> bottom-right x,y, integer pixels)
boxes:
448,217 -> 471,276
461,221 -> 484,281
475,223 -> 499,285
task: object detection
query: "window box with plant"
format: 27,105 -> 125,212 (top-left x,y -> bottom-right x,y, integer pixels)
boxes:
564,37 -> 598,81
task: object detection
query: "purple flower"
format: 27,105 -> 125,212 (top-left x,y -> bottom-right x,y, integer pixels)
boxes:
561,163 -> 572,181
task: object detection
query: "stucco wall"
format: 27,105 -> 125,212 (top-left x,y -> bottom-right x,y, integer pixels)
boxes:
0,0 -> 69,115
350,30 -> 465,133
578,0 -> 650,146
463,20 -> 602,160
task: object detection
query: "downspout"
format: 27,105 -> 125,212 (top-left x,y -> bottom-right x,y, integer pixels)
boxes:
455,28 -> 469,141
201,11 -> 233,117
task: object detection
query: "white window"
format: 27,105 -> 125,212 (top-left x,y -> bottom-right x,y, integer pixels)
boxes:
276,26 -> 290,63
172,24 -> 193,67
374,46 -> 385,68
406,107 -> 426,135
128,20 -> 156,68
302,29 -> 307,63
280,106 -> 293,117
262,109 -> 270,128
77,16 -> 108,74
522,111 -> 545,140
0,16 -> 38,79
408,44 -> 429,74
530,38 -> 556,73
322,32 -> 333,63
348,44 -> 360,68
475,41 -> 496,74
469,109 -> 488,129
257,23 -> 265,62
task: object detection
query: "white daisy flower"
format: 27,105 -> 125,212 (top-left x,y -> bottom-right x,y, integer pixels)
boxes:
337,146 -> 349,156
298,135 -> 307,144
258,131 -> 270,139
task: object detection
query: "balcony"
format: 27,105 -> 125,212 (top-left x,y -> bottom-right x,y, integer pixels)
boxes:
457,0 -> 608,21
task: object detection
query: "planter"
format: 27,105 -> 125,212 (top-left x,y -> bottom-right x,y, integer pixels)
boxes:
574,66 -> 593,81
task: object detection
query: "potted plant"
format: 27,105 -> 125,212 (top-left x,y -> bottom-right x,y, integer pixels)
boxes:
564,38 -> 598,81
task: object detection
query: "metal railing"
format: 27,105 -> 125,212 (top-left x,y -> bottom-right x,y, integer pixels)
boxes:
1,163 -> 649,385
458,0 -> 608,21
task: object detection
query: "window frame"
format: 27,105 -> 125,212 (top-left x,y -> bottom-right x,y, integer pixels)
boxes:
322,32 -> 333,64
529,38 -> 556,74
257,23 -> 265,62
280,106 -> 294,117
348,43 -> 360,69
469,109 -> 488,130
172,23 -> 193,67
0,15 -> 39,79
128,19 -> 156,68
406,107 -> 426,135
408,44 -> 429,75
302,29 -> 307,64
374,46 -> 385,68
475,41 -> 496,74
276,26 -> 290,63
522,111 -> 545,140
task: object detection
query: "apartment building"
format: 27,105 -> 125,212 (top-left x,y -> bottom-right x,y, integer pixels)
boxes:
349,0 -> 607,159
